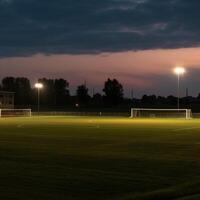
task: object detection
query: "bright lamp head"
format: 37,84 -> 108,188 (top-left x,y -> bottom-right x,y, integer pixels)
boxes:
35,83 -> 43,89
174,67 -> 186,75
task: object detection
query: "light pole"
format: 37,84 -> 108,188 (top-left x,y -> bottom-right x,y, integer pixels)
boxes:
35,83 -> 43,114
174,67 -> 185,110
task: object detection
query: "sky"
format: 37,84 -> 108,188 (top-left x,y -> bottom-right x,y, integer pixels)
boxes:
1,0 -> 200,97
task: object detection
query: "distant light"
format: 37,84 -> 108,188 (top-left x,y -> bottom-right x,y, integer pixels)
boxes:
75,103 -> 79,107
35,83 -> 43,89
174,67 -> 186,75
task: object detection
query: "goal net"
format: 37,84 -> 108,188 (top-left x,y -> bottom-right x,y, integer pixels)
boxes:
130,108 -> 192,119
0,109 -> 32,117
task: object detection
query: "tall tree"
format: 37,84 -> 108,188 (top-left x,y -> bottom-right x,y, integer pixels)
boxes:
54,79 -> 69,106
38,78 -> 55,106
15,77 -> 31,105
2,77 -> 16,92
103,78 -> 123,105
76,84 -> 90,104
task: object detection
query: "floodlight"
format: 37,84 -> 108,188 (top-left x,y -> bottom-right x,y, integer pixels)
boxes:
174,67 -> 186,75
35,83 -> 43,89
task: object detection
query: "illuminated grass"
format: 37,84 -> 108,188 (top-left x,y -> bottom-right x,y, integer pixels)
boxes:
0,116 -> 200,199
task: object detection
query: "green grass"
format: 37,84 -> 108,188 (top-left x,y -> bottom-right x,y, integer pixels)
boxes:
1,116 -> 200,199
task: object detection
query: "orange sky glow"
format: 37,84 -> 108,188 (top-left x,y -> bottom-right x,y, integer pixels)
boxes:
1,47 -> 200,97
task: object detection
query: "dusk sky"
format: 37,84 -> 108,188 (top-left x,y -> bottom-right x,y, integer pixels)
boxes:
1,0 -> 200,97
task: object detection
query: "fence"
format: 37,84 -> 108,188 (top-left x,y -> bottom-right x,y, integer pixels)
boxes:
191,113 -> 200,118
32,111 -> 130,117
31,111 -> 200,118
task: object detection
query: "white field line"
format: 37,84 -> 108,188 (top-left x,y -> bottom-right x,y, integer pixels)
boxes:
172,127 -> 200,132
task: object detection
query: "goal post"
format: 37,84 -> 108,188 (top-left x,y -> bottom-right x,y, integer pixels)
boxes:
130,108 -> 192,119
0,109 -> 32,117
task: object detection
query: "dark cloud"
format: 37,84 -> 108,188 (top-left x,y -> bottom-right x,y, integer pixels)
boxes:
1,0 -> 200,57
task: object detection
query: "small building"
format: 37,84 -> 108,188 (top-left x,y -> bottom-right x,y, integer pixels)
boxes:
0,91 -> 14,109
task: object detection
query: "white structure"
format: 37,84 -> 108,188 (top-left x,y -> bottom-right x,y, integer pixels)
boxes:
0,91 -> 14,109
131,108 -> 192,119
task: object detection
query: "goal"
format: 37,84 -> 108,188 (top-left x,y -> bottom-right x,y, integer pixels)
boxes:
130,108 -> 192,119
0,109 -> 32,117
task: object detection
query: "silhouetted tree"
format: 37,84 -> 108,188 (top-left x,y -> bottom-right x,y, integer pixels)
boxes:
2,77 -> 15,92
197,93 -> 200,100
54,79 -> 69,106
2,77 -> 31,105
157,96 -> 166,104
142,95 -> 156,104
15,77 -> 31,105
38,78 -> 55,106
166,95 -> 177,105
76,84 -> 90,104
93,93 -> 102,101
103,78 -> 123,105
92,93 -> 103,106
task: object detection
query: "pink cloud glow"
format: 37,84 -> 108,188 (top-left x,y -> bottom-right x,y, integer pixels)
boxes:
1,47 -> 200,96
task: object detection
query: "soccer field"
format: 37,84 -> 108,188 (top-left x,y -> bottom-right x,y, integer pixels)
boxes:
1,116 -> 200,200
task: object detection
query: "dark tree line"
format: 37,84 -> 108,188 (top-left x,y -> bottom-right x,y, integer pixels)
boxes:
38,78 -> 70,106
1,76 -> 200,111
2,77 -> 32,105
0,77 -> 124,110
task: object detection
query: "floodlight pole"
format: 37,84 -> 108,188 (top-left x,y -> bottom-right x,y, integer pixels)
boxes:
37,87 -> 40,114
35,83 -> 43,115
174,67 -> 185,110
177,73 -> 180,110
